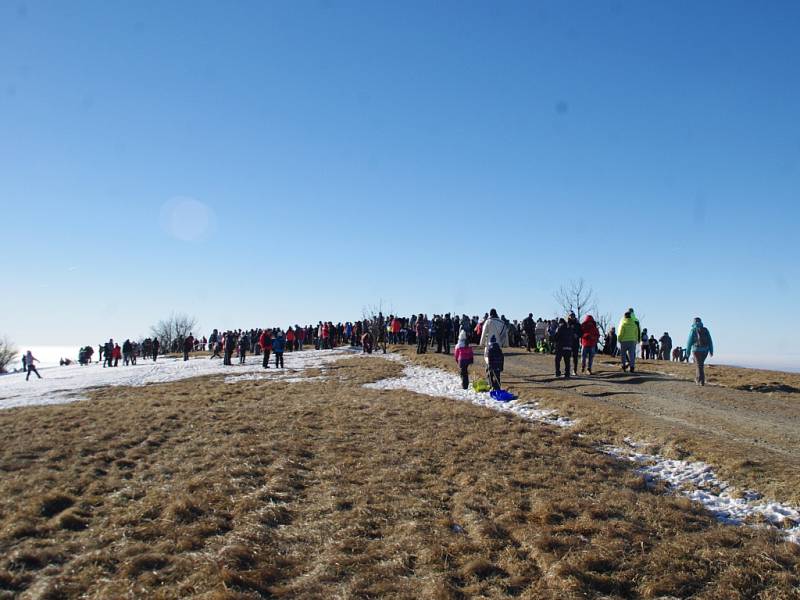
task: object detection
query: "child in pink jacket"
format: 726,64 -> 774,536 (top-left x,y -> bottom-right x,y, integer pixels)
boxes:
454,331 -> 474,390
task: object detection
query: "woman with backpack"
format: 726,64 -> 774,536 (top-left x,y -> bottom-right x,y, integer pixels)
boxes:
454,331 -> 474,390
686,317 -> 714,386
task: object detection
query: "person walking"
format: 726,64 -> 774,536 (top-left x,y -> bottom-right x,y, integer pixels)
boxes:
24,350 -> 41,380
484,335 -> 504,391
686,317 -> 714,386
454,330 -> 474,390
479,309 -> 510,347
580,315 -> 600,375
617,311 -> 640,372
552,318 -> 574,378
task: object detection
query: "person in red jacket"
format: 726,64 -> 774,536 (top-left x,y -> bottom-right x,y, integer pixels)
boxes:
390,317 -> 401,344
454,331 -> 474,389
258,329 -> 272,369
580,315 -> 601,375
112,343 -> 122,367
285,327 -> 295,352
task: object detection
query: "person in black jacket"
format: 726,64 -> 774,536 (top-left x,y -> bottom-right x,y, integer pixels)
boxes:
152,338 -> 160,362
553,318 -> 574,378
122,339 -> 132,366
522,313 -> 535,352
567,313 -> 582,375
485,335 -> 504,391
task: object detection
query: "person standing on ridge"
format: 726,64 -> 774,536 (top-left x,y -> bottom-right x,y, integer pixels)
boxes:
567,312 -> 582,375
553,318 -> 574,378
686,317 -> 714,386
273,330 -> 286,368
580,315 -> 600,375
522,313 -> 536,352
259,329 -> 272,368
659,332 -> 673,360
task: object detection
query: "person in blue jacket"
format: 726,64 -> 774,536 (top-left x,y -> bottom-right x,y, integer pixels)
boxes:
686,317 -> 714,386
272,330 -> 286,369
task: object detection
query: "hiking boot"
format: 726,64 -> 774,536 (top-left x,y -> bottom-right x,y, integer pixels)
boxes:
588,369 -> 593,375
581,366 -> 585,373
555,372 -> 561,378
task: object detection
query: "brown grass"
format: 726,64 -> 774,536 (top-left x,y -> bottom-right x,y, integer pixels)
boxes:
0,354 -> 798,598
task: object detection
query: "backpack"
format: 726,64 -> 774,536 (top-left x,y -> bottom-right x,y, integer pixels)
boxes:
695,326 -> 710,348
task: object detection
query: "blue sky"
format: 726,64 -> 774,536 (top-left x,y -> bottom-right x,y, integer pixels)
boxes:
1,1 -> 798,369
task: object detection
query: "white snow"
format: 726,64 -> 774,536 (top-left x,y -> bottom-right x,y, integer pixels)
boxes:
0,348 -> 354,410
364,356 -> 574,428
604,442 -> 800,544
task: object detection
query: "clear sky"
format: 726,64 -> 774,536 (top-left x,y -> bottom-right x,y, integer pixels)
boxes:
1,1 -> 799,369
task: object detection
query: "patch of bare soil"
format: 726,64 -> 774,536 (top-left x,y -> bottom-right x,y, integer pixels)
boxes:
0,354 -> 798,599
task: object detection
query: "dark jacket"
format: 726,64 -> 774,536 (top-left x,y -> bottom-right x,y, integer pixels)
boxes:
553,323 -> 574,350
486,342 -> 504,372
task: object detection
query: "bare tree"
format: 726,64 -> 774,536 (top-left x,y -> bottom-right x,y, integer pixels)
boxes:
0,336 -> 18,373
150,312 -> 199,353
595,313 -> 614,338
554,278 -> 597,321
362,300 -> 392,354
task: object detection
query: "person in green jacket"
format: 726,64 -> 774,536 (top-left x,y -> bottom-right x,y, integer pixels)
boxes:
686,317 -> 714,385
617,310 -> 640,372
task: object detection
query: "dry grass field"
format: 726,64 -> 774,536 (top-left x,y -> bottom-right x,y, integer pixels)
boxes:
1,353 -> 799,599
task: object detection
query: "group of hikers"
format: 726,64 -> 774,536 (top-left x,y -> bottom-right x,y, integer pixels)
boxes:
24,307 -> 714,387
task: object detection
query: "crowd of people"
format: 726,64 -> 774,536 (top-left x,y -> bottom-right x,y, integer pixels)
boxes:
24,308 -> 713,388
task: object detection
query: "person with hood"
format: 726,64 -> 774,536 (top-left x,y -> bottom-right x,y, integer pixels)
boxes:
24,350 -> 41,380
686,317 -> 714,385
604,327 -> 618,356
617,311 -> 639,372
552,318 -> 574,378
454,330 -> 474,390
258,329 -> 272,368
361,330 -> 374,354
580,315 -> 600,374
484,335 -> 504,391
659,332 -> 672,360
479,309 -> 510,347
272,330 -> 286,368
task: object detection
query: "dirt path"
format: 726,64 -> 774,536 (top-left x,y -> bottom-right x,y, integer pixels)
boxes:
399,347 -> 800,504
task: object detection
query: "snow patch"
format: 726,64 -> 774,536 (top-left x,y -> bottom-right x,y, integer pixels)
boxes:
604,443 -> 800,544
0,348 -> 354,410
364,357 -> 574,428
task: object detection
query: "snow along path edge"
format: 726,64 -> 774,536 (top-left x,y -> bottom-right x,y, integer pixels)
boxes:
363,351 -> 800,544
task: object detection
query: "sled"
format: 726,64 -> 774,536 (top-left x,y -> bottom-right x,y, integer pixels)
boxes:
490,389 -> 516,402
